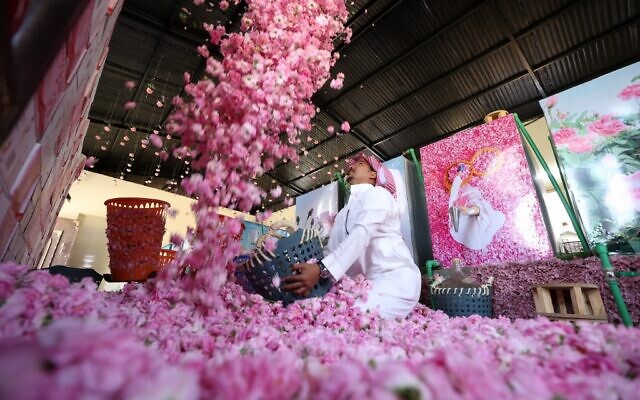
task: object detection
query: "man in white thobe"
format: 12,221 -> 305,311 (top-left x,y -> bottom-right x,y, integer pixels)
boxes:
283,153 -> 422,319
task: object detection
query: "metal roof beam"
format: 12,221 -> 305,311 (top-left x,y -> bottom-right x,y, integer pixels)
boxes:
493,0 -> 546,98
371,14 -> 640,149
333,0 -> 406,55
322,0 -> 488,110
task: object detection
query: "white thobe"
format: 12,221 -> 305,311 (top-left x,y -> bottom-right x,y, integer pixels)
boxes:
448,176 -> 505,250
322,183 -> 422,319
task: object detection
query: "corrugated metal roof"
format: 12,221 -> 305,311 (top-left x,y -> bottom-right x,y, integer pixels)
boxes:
83,0 -> 640,210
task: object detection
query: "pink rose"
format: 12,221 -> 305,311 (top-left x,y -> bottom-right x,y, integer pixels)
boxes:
552,127 -> 577,145
566,135 -> 594,154
618,83 -> 640,101
544,95 -> 558,108
588,115 -> 627,137
341,121 -> 350,132
84,156 -> 98,169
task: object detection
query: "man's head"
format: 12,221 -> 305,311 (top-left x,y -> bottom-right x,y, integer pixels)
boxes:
345,153 -> 397,197
347,160 -> 376,185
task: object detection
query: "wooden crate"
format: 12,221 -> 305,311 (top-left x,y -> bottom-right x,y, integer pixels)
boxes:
532,283 -> 607,323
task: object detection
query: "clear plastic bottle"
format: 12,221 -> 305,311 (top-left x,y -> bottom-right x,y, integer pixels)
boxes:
451,257 -> 463,271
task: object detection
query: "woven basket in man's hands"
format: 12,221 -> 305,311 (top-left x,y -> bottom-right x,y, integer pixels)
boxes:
233,222 -> 333,305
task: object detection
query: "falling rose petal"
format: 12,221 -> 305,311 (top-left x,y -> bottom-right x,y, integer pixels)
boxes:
270,186 -> 282,198
156,100 -> 164,108
123,135 -> 130,141
329,72 -> 344,90
153,129 -> 159,134
303,151 -> 309,156
95,135 -> 101,140
146,86 -> 154,95
124,80 -> 136,89
197,45 -> 209,58
334,156 -> 339,161
341,121 -> 350,132
150,134 -> 163,148
124,101 -> 137,110
263,236 -> 278,253
327,125 -> 335,134
255,210 -> 273,223
100,145 -> 107,151
85,156 -> 98,168
103,126 -> 111,132
130,127 -> 136,132
128,153 -> 135,157
166,135 -> 172,140
119,141 -> 125,146
306,136 -> 312,142
271,272 -> 281,290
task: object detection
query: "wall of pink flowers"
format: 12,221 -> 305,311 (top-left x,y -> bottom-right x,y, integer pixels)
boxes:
420,115 -> 554,268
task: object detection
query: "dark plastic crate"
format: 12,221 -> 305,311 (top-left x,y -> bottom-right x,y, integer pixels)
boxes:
430,286 -> 493,317
234,229 -> 333,305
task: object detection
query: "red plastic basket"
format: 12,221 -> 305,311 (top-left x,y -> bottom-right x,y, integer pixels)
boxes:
104,197 -> 170,281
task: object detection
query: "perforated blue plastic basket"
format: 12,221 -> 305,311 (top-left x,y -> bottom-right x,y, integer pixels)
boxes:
234,229 -> 333,305
430,286 -> 493,317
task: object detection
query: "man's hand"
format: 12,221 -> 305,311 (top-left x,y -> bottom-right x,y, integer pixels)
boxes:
282,263 -> 320,296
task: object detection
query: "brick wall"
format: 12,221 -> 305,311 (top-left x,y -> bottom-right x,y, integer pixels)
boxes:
0,0 -> 123,266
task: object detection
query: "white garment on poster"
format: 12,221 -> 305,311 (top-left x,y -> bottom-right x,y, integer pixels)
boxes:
322,183 -> 421,319
448,175 -> 505,250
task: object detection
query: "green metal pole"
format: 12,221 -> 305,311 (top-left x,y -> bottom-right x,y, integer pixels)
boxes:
594,243 -> 633,327
405,148 -> 425,183
425,260 -> 440,309
425,260 -> 440,279
513,113 -> 590,251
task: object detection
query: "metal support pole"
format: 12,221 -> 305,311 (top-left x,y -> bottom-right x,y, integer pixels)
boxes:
594,243 -> 633,327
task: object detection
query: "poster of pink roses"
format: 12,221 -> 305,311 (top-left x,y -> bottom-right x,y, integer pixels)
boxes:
420,115 -> 553,268
540,61 -> 640,252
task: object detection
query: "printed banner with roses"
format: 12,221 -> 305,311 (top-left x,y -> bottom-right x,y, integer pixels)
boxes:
420,115 -> 553,268
540,61 -> 640,253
